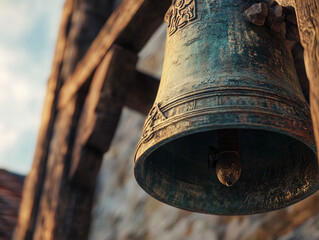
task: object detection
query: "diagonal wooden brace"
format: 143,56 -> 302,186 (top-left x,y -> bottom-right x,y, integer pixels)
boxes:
69,45 -> 137,188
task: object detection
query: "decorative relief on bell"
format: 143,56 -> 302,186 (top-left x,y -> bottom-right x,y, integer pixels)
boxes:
138,86 -> 314,150
165,0 -> 197,36
141,102 -> 167,143
185,100 -> 197,111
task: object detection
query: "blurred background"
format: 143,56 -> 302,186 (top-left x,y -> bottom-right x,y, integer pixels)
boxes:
0,1 -> 63,238
0,0 -> 64,174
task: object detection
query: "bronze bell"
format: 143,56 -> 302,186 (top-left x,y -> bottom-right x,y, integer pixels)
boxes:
134,0 -> 319,215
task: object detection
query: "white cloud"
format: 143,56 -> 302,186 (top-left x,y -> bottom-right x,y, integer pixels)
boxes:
0,45 -> 42,105
0,0 -> 63,39
0,2 -> 35,38
0,0 -> 64,174
0,45 -> 44,172
0,123 -> 18,155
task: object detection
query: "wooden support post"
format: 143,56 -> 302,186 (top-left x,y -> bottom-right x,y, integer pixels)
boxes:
32,89 -> 85,240
294,1 -> 319,156
60,0 -> 117,83
70,46 -> 137,188
277,0 -> 319,154
15,0 -> 120,239
31,46 -> 136,240
14,1 -> 75,239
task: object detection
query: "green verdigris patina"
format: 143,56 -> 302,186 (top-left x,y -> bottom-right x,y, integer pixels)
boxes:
134,0 -> 319,215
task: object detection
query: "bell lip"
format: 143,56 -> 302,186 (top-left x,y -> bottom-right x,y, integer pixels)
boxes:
134,124 -> 319,215
134,168 -> 319,215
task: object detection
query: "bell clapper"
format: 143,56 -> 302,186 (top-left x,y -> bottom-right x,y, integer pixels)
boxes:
209,129 -> 242,187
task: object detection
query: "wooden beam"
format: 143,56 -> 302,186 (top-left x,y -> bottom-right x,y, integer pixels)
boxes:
31,46 -> 136,240
58,0 -> 171,110
33,91 -> 86,240
277,0 -> 319,154
60,0 -> 117,83
14,1 -> 75,239
125,71 -> 159,115
70,46 -> 137,188
294,0 -> 319,156
15,0 -> 121,239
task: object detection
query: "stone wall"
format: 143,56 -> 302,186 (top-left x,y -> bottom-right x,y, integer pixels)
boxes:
88,23 -> 319,240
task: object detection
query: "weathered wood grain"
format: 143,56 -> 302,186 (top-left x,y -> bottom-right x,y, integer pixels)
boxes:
60,0 -> 117,82
14,1 -> 75,239
125,71 -> 159,115
32,46 -> 137,240
70,46 -> 137,188
32,93 -> 86,240
58,0 -> 171,110
277,0 -> 319,154
295,0 -> 319,156
15,0 -> 121,239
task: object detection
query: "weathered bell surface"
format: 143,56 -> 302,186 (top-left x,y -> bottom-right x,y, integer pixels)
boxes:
134,0 -> 319,215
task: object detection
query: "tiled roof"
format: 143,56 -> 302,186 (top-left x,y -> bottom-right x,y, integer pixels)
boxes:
0,169 -> 24,240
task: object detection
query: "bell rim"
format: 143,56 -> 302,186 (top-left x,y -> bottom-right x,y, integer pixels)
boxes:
134,165 -> 319,215
134,123 -> 318,215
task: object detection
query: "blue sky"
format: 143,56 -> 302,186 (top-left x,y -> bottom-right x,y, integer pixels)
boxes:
0,0 -> 64,174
